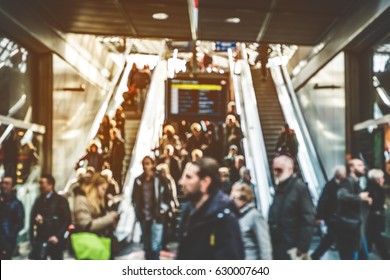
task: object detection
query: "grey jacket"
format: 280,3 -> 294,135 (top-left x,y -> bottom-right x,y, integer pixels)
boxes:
238,202 -> 272,260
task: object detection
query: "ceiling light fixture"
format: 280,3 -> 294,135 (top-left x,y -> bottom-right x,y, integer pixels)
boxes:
152,13 -> 169,20
225,17 -> 240,23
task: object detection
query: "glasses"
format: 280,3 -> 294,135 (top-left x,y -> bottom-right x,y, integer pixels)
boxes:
273,168 -> 283,174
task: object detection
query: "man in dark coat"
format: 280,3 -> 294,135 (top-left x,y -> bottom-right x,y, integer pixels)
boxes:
109,128 -> 125,186
311,165 -> 346,259
29,174 -> 71,260
0,176 -> 24,259
268,155 -> 315,260
335,158 -> 372,260
132,156 -> 173,260
177,157 -> 244,260
275,124 -> 298,158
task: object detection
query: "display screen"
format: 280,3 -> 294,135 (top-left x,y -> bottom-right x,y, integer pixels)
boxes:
166,77 -> 228,121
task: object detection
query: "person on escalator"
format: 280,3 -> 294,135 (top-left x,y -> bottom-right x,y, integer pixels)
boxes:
254,44 -> 272,81
77,141 -> 105,172
275,123 -> 298,159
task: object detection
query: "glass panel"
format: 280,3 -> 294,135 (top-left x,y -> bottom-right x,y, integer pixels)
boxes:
296,52 -> 346,179
0,34 -> 33,121
373,32 -> 390,115
52,55 -> 109,189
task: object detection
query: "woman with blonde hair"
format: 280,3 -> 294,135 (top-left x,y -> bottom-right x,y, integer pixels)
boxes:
230,183 -> 272,260
73,174 -> 119,237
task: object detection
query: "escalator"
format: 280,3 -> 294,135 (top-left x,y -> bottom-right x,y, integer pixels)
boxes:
251,69 -> 286,170
121,113 -> 141,181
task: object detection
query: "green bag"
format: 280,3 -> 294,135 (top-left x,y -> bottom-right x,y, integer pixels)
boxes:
71,232 -> 111,260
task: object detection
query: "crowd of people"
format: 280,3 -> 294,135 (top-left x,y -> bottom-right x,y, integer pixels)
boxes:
76,108 -> 125,190
1,95 -> 389,260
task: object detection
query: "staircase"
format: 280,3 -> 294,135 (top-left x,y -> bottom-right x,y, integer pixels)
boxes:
251,68 -> 285,169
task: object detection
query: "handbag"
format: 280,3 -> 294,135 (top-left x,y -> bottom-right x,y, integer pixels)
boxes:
70,232 -> 111,260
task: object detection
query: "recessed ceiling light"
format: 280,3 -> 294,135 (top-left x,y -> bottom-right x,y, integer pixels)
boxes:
152,13 -> 168,20
225,17 -> 240,23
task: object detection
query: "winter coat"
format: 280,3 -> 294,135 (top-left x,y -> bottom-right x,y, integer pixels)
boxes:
238,202 -> 272,260
316,177 -> 343,222
366,180 -> 386,232
73,189 -> 116,236
336,176 -> 370,249
0,194 -> 24,252
268,175 -> 315,259
30,192 -> 71,243
177,190 -> 244,260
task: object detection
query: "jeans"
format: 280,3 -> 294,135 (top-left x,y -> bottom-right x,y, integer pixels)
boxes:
141,220 -> 163,260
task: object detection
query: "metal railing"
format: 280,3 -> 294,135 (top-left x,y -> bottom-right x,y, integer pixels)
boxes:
269,52 -> 327,203
228,46 -> 273,218
115,60 -> 168,242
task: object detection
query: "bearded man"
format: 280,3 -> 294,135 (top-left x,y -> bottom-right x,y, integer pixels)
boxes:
177,157 -> 244,260
268,155 -> 315,259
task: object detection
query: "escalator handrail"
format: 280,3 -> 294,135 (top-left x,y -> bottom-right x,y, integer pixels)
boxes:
61,48 -> 131,195
279,60 -> 328,187
228,46 -> 273,219
115,60 -> 168,242
269,57 -> 325,203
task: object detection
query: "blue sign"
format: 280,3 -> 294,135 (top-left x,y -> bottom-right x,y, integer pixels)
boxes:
215,42 -> 237,52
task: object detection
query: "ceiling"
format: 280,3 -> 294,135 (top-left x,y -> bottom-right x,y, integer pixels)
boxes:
26,0 -> 359,46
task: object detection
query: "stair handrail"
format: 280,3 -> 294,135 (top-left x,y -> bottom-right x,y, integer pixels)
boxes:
227,45 -> 273,218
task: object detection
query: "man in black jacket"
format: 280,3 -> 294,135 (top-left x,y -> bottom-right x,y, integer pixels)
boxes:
268,155 -> 315,259
177,157 -> 244,260
0,176 -> 24,259
311,165 -> 346,259
132,156 -> 173,260
29,174 -> 71,260
335,158 -> 372,260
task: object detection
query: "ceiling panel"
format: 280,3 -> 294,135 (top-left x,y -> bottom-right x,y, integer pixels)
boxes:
198,0 -> 358,45
12,0 -> 362,45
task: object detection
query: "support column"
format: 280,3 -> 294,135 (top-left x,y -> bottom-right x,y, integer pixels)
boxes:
32,53 -> 53,173
344,50 -> 373,157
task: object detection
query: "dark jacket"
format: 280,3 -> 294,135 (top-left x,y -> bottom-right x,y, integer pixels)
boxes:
109,137 -> 125,170
316,177 -> 343,222
276,130 -> 298,157
0,193 -> 24,252
30,192 -> 71,243
336,176 -> 370,248
366,180 -> 386,232
158,155 -> 181,183
132,172 -> 173,224
177,190 -> 245,260
78,151 -> 104,172
268,175 -> 315,259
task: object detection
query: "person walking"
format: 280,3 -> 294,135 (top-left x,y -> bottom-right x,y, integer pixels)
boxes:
0,176 -> 24,259
177,158 -> 244,260
29,174 -> 71,260
132,156 -> 173,260
268,155 -> 315,259
231,182 -> 272,259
